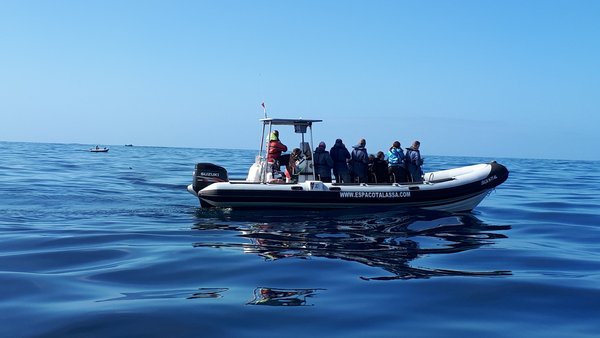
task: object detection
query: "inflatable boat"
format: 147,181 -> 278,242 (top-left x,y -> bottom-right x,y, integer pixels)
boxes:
187,118 -> 508,212
90,147 -> 109,152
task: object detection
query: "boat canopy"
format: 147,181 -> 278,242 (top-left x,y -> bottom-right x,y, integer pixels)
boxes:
260,118 -> 323,125
261,118 -> 323,135
257,117 -> 323,182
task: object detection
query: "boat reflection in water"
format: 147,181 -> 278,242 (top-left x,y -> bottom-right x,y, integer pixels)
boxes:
247,287 -> 323,306
192,209 -> 511,281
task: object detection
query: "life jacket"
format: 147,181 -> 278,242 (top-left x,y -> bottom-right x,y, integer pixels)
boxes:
405,148 -> 422,167
267,140 -> 288,162
387,147 -> 404,167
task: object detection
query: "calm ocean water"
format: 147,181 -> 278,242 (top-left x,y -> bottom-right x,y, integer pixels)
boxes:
1,141 -> 599,337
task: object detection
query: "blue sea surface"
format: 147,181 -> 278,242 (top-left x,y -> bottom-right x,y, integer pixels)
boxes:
1,141 -> 599,337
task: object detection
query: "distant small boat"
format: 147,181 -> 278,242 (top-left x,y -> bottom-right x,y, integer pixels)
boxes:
125,144 -> 133,147
90,147 -> 109,153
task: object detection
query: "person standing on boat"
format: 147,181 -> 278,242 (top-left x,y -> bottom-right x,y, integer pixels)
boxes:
330,139 -> 351,183
405,140 -> 424,182
313,141 -> 334,183
267,130 -> 288,170
351,138 -> 369,183
387,141 -> 408,183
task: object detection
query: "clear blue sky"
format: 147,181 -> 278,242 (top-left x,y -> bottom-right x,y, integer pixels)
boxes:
1,0 -> 598,160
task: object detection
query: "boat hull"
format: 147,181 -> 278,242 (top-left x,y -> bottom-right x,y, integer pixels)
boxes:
188,162 -> 509,212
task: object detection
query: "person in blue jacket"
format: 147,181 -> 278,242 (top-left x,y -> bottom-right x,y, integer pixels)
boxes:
330,139 -> 351,183
313,141 -> 334,182
387,141 -> 408,183
350,138 -> 369,183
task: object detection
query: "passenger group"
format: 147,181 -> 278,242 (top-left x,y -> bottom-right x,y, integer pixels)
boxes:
267,130 -> 425,184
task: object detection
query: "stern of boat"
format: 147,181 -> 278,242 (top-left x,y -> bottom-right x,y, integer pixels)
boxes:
189,163 -> 229,208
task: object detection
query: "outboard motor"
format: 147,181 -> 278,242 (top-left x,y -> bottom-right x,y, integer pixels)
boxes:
192,163 -> 228,193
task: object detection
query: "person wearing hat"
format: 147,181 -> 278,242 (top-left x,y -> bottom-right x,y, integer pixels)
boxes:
313,141 -> 334,182
267,130 -> 288,169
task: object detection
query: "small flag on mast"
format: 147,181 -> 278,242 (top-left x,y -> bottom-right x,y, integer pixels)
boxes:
261,102 -> 267,118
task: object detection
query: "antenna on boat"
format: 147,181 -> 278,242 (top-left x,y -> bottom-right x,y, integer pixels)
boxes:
258,72 -> 267,118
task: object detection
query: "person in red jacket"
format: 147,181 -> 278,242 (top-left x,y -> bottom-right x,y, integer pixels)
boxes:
267,130 -> 288,169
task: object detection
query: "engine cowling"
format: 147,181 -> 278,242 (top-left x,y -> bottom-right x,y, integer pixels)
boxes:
192,163 -> 228,193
